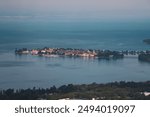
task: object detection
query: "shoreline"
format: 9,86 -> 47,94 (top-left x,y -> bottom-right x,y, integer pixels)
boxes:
15,47 -> 150,62
0,81 -> 150,100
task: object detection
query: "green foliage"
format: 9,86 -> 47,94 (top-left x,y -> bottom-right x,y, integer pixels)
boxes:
0,81 -> 150,100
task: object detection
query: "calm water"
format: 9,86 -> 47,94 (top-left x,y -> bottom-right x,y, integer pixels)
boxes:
0,19 -> 150,89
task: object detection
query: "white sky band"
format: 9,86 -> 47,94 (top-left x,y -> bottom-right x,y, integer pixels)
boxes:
0,0 -> 150,20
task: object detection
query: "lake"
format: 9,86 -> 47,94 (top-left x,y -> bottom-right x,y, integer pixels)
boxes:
0,19 -> 150,89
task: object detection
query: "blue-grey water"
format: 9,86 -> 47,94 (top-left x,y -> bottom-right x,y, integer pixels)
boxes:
0,18 -> 150,89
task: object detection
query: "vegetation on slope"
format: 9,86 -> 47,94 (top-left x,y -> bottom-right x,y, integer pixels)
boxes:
0,81 -> 150,100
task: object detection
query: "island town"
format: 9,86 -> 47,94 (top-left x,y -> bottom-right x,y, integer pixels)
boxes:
0,81 -> 150,100
15,47 -> 150,62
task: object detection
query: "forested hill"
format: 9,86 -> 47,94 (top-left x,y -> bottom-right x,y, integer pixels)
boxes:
0,81 -> 150,100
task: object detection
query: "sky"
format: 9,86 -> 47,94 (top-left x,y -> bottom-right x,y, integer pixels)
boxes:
0,0 -> 150,21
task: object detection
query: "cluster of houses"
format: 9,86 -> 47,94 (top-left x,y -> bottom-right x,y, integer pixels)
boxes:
15,47 -> 97,57
15,47 -> 150,60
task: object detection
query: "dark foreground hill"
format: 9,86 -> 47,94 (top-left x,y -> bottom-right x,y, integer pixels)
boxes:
0,81 -> 150,100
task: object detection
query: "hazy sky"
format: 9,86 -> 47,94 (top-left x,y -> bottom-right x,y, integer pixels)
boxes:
0,0 -> 150,20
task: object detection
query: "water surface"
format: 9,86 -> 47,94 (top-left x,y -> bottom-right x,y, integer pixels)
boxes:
0,19 -> 150,89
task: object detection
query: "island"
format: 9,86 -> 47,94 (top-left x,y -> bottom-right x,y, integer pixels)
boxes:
15,47 -> 125,59
15,47 -> 150,62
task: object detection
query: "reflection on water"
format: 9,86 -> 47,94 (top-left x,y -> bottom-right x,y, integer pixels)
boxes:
0,52 -> 150,89
47,63 -> 62,68
62,65 -> 81,70
0,61 -> 34,67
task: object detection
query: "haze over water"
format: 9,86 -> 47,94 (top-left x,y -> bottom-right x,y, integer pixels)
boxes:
0,18 -> 150,51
